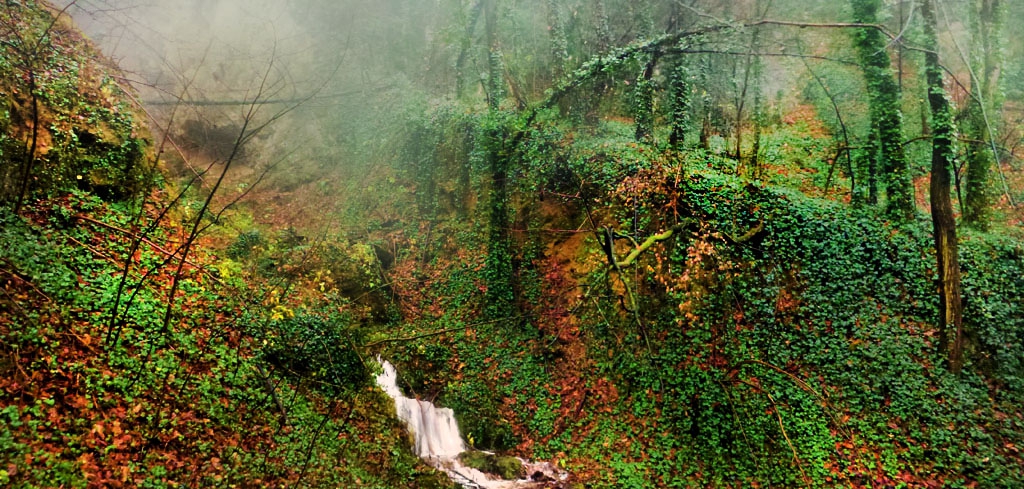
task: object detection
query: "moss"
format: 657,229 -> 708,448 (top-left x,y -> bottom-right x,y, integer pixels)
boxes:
458,451 -> 524,480
458,450 -> 493,472
494,455 -> 524,480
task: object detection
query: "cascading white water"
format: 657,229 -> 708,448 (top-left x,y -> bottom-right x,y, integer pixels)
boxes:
375,359 -> 565,489
376,360 -> 465,459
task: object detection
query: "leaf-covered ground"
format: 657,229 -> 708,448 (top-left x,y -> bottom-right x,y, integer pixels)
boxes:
0,192 -> 457,488
3,2 -> 1024,488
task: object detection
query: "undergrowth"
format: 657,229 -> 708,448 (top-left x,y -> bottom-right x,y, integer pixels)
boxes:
375,109 -> 1024,488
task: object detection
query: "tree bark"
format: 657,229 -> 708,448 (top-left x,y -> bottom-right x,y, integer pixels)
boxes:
668,60 -> 690,149
922,0 -> 965,374
482,0 -> 514,320
14,71 -> 39,214
455,1 -> 484,99
546,0 -> 568,80
594,0 -> 612,53
485,0 -> 503,109
633,56 -> 657,142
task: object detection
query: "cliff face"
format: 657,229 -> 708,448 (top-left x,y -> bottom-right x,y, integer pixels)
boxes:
0,2 -> 150,206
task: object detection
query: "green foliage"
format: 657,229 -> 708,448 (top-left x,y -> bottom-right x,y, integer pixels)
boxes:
257,313 -> 370,396
0,195 -> 445,487
0,4 -> 151,205
480,111 -> 516,320
406,105 -> 1024,486
226,229 -> 265,260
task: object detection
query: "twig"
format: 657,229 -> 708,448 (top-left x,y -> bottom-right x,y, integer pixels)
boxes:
65,236 -> 118,265
766,391 -> 809,485
254,364 -> 288,425
0,261 -> 52,302
362,316 -> 531,348
73,214 -> 210,272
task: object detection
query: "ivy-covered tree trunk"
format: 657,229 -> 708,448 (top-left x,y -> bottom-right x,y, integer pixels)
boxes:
668,59 -> 691,150
733,28 -> 763,163
630,0 -> 654,41
482,0 -> 514,319
485,0 -> 503,110
633,56 -> 656,142
922,0 -> 965,374
963,0 -> 1003,229
851,0 -> 913,219
454,0 -> 484,99
546,0 -> 568,81
630,1 -> 655,143
14,71 -> 40,214
594,0 -> 612,53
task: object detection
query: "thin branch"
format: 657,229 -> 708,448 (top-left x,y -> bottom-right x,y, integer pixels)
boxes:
362,316 -> 531,348
139,85 -> 391,107
937,0 -> 1015,208
751,19 -> 897,39
74,214 -> 208,269
766,391 -> 810,484
0,260 -> 53,302
614,220 -> 696,269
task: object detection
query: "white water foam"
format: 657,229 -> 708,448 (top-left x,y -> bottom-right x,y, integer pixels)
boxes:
376,359 -> 465,459
375,359 -> 565,488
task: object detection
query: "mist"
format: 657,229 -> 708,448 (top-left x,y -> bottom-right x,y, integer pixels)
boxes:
5,1 -> 1024,486
52,1 -> 438,206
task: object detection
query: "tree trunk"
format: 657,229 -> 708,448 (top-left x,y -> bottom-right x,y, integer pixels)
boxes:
668,60 -> 690,150
482,0 -> 513,319
546,0 -> 568,80
485,0 -> 503,109
963,0 -> 1003,229
594,0 -> 612,52
14,71 -> 39,214
455,1 -> 484,99
851,0 -> 912,219
633,56 -> 657,142
922,0 -> 965,374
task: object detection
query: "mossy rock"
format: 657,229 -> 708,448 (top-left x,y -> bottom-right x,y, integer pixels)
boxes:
458,451 -> 524,480
493,455 -> 524,480
411,470 -> 458,489
458,450 -> 492,472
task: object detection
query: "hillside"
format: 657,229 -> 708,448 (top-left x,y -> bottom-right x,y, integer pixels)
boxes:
3,1 -> 1024,488
0,3 -> 450,487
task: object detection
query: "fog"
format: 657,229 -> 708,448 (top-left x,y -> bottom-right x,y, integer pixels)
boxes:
47,0 -> 1024,209
52,1 -> 436,194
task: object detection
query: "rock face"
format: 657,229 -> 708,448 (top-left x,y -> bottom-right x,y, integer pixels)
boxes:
375,360 -> 571,488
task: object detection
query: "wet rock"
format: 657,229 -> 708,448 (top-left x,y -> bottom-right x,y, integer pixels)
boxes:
458,451 -> 524,480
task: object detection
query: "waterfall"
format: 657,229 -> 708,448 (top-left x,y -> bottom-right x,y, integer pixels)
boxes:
376,360 -> 465,459
375,359 -> 566,488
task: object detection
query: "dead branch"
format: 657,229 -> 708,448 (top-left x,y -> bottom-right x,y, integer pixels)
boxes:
73,214 -> 204,270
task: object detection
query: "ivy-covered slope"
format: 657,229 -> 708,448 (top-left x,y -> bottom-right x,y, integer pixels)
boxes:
3,2 -> 1023,488
378,109 -> 1024,488
0,3 -> 453,488
0,195 -> 454,488
0,1 -> 150,205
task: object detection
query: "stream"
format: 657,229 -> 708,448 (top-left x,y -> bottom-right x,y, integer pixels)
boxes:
375,360 -> 568,488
